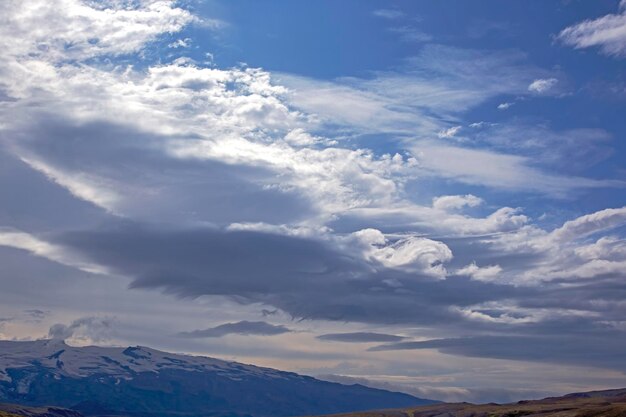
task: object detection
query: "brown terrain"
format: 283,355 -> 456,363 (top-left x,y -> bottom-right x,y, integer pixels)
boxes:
0,387 -> 625,417
310,388 -> 626,417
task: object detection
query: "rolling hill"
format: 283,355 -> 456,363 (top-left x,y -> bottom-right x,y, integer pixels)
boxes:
308,388 -> 626,417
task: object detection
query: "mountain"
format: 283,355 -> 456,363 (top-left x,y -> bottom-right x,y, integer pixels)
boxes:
0,402 -> 83,417
310,388 -> 626,417
0,340 -> 433,417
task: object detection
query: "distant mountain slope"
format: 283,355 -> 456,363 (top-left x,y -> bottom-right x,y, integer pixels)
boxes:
0,402 -> 82,417
0,340 -> 433,417
310,388 -> 626,417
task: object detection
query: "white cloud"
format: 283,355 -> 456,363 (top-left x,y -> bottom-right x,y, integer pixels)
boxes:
372,9 -> 405,20
432,194 -> 483,211
528,78 -> 558,93
0,0 -> 195,62
0,229 -> 105,274
437,126 -> 462,139
168,38 -> 191,48
484,206 -> 626,284
355,233 -> 453,279
456,262 -> 502,282
558,2 -> 626,58
411,142 -> 619,196
279,45 -> 553,137
551,206 -> 626,242
497,102 -> 514,110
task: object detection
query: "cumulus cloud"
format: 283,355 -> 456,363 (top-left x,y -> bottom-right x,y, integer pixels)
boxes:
558,1 -> 626,57
456,262 -> 502,282
551,206 -> 626,241
48,316 -> 114,343
359,234 -> 453,278
481,206 -> 626,285
179,321 -> 292,338
0,0 -> 195,62
432,195 -> 483,211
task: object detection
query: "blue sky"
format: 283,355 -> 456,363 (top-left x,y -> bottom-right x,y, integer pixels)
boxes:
192,0 -> 626,219
0,0 -> 626,404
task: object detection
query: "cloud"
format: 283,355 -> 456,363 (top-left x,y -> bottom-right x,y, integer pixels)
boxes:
528,78 -> 558,93
437,126 -> 462,139
280,45 -> 555,136
27,222 -> 529,328
432,195 -> 483,211
0,0 -> 195,62
551,206 -> 626,241
370,333 -> 626,371
0,0 -> 625,388
456,262 -> 502,282
558,1 -> 626,57
480,206 -> 626,285
48,316 -> 114,343
23,309 -> 48,321
358,234 -> 453,278
179,321 -> 292,338
317,332 -> 406,343
411,142 -> 621,196
372,9 -> 405,20
468,125 -> 613,173
168,38 -> 191,49
497,102 -> 514,110
388,26 -> 433,43
0,228 -> 106,274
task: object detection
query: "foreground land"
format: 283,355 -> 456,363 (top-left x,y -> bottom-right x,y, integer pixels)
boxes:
1,388 -> 626,417
311,388 -> 626,417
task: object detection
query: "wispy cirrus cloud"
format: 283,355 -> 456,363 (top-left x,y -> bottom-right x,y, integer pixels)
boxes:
558,0 -> 626,58
372,9 -> 405,20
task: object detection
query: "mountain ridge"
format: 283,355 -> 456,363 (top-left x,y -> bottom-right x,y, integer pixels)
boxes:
0,339 -> 433,417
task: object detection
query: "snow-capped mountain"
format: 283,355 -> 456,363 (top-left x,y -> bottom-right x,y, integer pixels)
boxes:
0,339 -> 286,384
0,340 -> 433,417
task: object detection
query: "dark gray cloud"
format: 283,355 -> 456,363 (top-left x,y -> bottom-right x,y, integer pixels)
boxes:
370,332 -> 626,371
10,219 -> 626,373
317,332 -> 406,343
23,309 -> 48,320
5,117 -> 314,226
54,223 -> 523,327
179,321 -> 292,338
0,148 -> 107,233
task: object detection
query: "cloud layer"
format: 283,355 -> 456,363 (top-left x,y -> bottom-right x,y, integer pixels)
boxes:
0,0 -> 625,404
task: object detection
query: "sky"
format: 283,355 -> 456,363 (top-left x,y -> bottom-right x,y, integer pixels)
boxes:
0,0 -> 626,404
